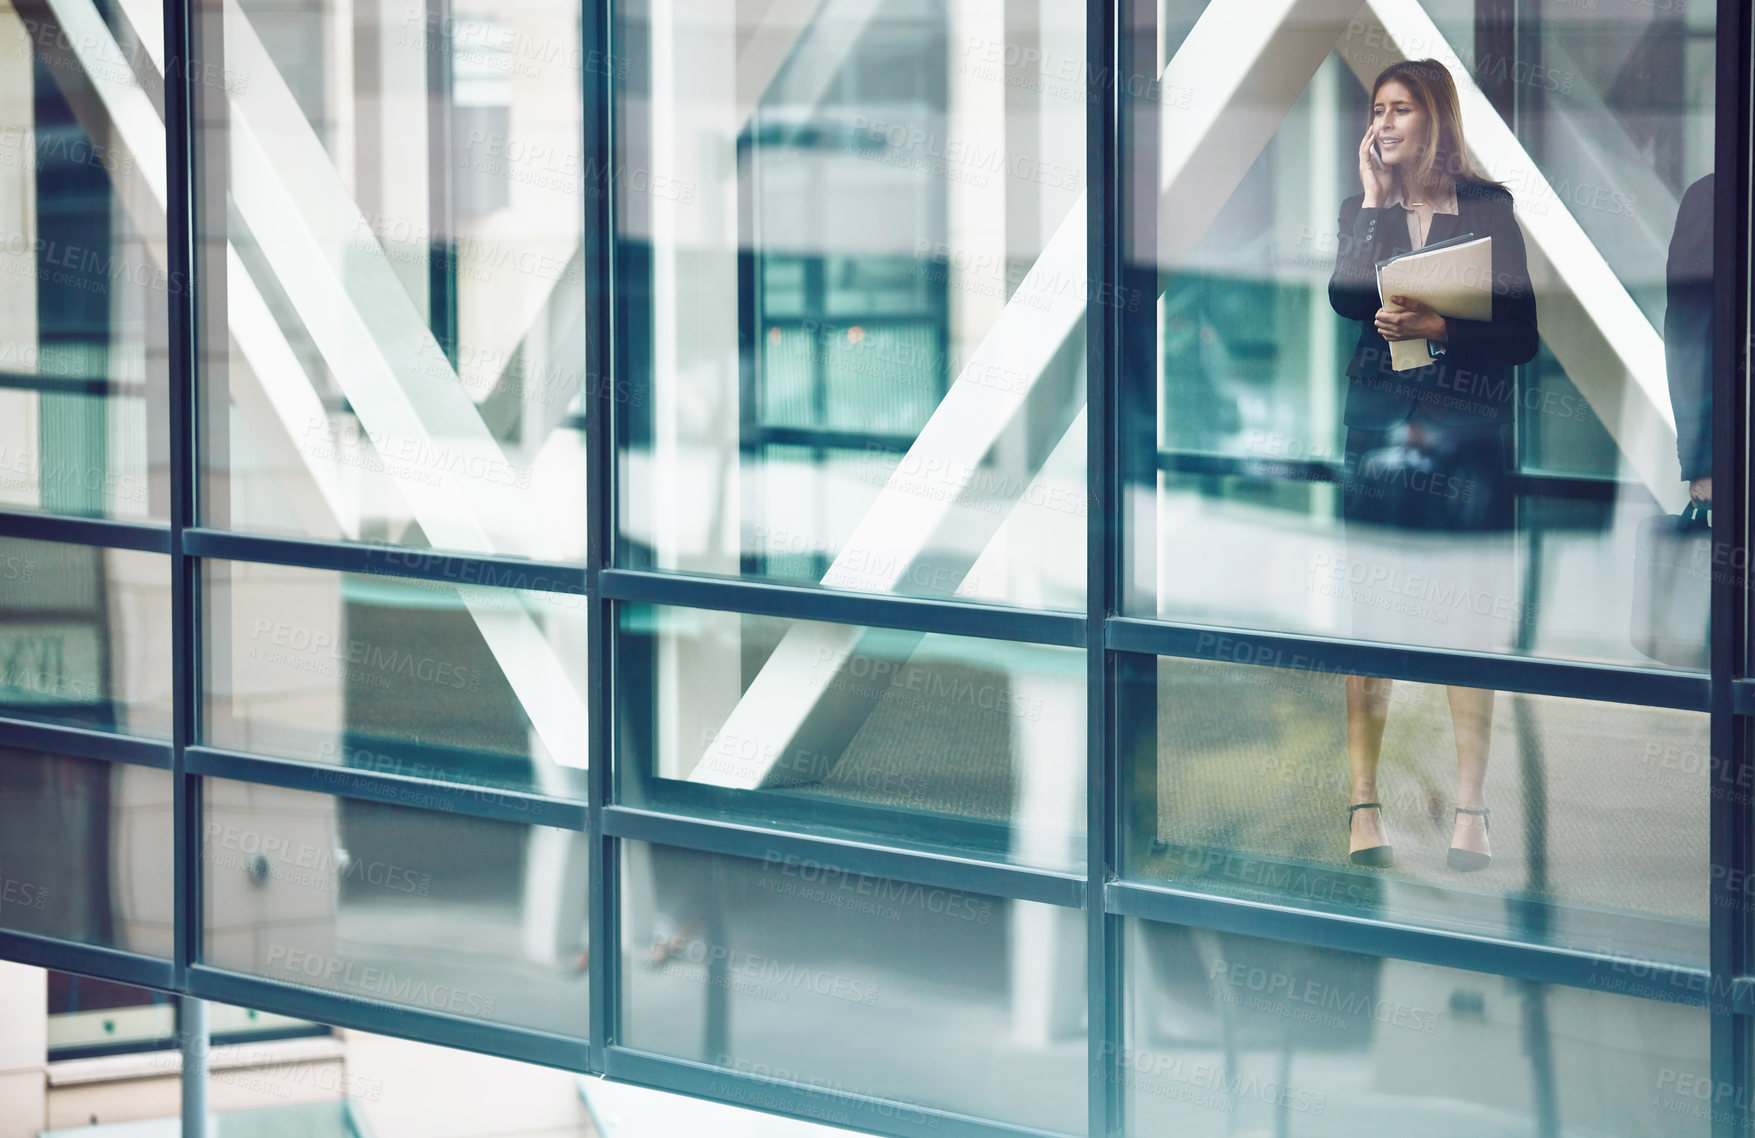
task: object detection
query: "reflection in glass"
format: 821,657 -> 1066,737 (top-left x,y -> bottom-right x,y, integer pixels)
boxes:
193,0 -> 587,560
47,971 -> 178,1058
204,560 -> 588,799
1124,919 -> 1711,1136
618,1 -> 1086,609
622,841 -> 1086,1135
268,1017 -> 594,1138
0,0 -> 170,522
202,779 -> 589,1038
1125,655 -> 1707,967
0,538 -> 170,737
0,748 -> 172,955
619,604 -> 1084,871
1136,4 -> 1716,669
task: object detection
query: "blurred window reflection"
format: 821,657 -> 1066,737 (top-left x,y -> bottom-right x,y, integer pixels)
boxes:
0,538 -> 170,737
1124,918 -> 1711,1136
202,779 -> 590,1037
196,0 -> 588,561
623,840 -> 1087,1135
0,0 -> 169,523
618,0 -> 1087,610
204,560 -> 589,797
618,603 -> 1085,871
1134,4 -> 1717,671
0,748 -> 171,955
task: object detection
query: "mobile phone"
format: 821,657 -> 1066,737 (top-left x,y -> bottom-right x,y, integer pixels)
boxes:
1371,141 -> 1384,165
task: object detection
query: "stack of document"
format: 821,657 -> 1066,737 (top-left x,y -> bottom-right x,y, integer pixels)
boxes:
1375,234 -> 1493,371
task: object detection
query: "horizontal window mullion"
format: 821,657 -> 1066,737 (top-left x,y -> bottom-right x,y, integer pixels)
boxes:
182,529 -> 590,596
603,805 -> 1085,910
186,746 -> 588,831
604,1046 -> 1079,1138
0,511 -> 171,554
600,570 -> 1084,647
0,369 -> 126,398
0,715 -> 172,768
0,930 -> 176,992
1107,880 -> 1714,1005
1107,617 -> 1707,711
746,425 -> 922,453
1155,452 -> 1636,504
187,965 -> 589,1072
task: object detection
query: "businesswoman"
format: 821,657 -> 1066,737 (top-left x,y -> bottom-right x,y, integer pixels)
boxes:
1328,59 -> 1538,872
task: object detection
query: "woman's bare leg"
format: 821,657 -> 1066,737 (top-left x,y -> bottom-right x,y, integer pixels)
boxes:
1347,675 -> 1394,855
1447,685 -> 1494,856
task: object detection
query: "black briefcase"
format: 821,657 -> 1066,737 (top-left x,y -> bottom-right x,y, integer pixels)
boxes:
1631,502 -> 1711,669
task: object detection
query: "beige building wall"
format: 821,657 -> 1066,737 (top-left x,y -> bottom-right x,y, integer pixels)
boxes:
0,962 -> 48,1138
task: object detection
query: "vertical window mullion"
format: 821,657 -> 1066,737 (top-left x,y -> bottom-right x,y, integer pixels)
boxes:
586,0 -> 616,1076
1089,3 -> 1126,1136
163,0 -> 206,1131
1709,0 -> 1755,1131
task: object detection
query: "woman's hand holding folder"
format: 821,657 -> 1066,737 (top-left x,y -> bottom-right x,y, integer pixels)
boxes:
1374,234 -> 1494,370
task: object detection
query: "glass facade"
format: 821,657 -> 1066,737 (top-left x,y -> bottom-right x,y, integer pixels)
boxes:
0,0 -> 1751,1136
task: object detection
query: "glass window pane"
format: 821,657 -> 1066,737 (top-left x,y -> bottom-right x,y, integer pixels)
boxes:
1123,654 -> 1706,966
204,561 -> 588,799
1131,3 -> 1718,670
0,538 -> 170,738
619,604 -> 1084,871
1123,918 -> 1710,1136
622,840 -> 1086,1134
0,0 -> 170,523
202,779 -> 589,1038
193,0 -> 587,561
151,1005 -> 590,1135
617,0 -> 1087,610
47,971 -> 178,1059
0,749 -> 172,956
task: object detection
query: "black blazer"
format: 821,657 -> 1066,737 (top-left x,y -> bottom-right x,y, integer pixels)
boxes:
1665,173 -> 1713,482
1328,179 -> 1539,429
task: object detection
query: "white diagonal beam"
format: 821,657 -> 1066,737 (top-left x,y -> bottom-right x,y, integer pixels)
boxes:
58,0 -> 358,539
489,0 -> 874,456
219,1 -> 590,762
691,0 -> 1688,789
1156,0 -> 1367,270
690,0 -> 1370,789
34,0 -> 590,764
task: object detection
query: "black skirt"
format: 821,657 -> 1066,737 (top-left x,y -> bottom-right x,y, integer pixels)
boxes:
1340,418 -> 1514,533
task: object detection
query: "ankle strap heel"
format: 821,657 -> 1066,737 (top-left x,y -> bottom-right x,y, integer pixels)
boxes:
1447,807 -> 1491,873
1347,802 -> 1393,868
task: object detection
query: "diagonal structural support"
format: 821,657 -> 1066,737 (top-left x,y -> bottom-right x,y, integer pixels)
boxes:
30,0 -> 591,765
1154,0 -> 1369,272
690,0 -> 1365,790
481,0 -> 877,459
48,0 -> 362,540
689,0 -> 1687,789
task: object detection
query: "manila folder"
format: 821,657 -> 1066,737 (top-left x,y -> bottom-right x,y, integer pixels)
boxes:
1375,235 -> 1492,372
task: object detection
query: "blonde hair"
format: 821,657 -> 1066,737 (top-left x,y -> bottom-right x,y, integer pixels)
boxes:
1370,59 -> 1499,188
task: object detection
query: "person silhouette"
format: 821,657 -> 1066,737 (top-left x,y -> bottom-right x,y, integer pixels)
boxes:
1327,60 -> 1538,872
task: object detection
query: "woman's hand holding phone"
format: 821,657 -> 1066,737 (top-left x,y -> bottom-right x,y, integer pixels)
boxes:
1358,125 -> 1393,207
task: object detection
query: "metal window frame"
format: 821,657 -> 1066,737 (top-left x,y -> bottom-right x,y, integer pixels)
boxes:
1708,0 -> 1754,1129
0,1 -> 1745,1137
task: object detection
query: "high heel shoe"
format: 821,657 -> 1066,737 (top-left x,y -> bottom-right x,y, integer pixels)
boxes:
1447,807 -> 1491,872
1348,802 -> 1393,867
